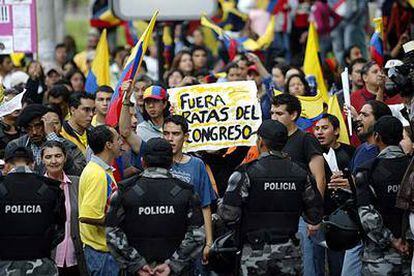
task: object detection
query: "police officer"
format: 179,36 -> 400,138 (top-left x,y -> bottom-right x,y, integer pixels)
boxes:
0,145 -> 65,275
356,115 -> 411,275
106,137 -> 205,276
218,119 -> 324,275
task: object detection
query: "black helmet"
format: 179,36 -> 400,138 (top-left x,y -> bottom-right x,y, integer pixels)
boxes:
206,230 -> 241,273
323,205 -> 362,251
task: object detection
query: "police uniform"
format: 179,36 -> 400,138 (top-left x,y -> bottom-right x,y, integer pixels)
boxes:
356,145 -> 411,276
106,138 -> 205,276
218,120 -> 324,276
0,147 -> 65,276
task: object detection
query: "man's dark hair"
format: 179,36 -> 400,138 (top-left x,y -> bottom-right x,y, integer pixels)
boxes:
54,78 -> 72,87
41,140 -> 67,158
365,100 -> 392,121
96,85 -> 114,94
321,113 -> 340,130
87,125 -> 115,155
68,92 -> 95,109
344,45 -> 361,65
48,84 -> 70,102
349,58 -> 367,74
191,45 -> 208,56
164,115 -> 189,133
55,43 -> 66,51
360,61 -> 377,77
374,115 -> 403,146
0,54 -> 11,64
272,94 -> 302,121
16,104 -> 48,128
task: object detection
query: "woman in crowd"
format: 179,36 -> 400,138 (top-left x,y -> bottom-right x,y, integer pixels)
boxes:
285,73 -> 312,97
42,140 -> 87,276
165,68 -> 185,88
65,69 -> 85,93
171,50 -> 194,76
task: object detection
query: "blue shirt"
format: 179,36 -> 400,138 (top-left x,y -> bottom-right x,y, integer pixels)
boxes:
171,156 -> 216,208
349,142 -> 379,174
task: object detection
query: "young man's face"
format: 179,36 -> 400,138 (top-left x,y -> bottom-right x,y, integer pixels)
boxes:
0,57 -> 13,74
71,98 -> 95,129
95,91 -> 112,116
314,118 -> 338,147
227,68 -> 242,82
163,122 -> 188,154
271,104 -> 296,128
144,99 -> 166,120
192,50 -> 207,69
55,47 -> 67,64
133,81 -> 149,106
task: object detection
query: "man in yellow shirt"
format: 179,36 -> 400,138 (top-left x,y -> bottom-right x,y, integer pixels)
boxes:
61,92 -> 95,155
78,125 -> 122,275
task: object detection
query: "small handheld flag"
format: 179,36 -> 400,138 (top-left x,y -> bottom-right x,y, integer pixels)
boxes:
369,17 -> 384,67
106,11 -> 159,127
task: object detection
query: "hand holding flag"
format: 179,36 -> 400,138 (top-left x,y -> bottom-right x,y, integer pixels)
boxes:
106,11 -> 159,127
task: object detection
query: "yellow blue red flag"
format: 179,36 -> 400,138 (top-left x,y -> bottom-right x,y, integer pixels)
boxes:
85,29 -> 110,94
106,11 -> 159,127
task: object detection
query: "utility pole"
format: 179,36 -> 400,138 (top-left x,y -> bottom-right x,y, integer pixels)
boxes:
36,0 -> 56,62
54,0 -> 65,43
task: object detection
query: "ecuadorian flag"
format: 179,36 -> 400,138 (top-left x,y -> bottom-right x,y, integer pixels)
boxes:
369,17 -> 384,67
106,11 -> 159,127
85,29 -> 110,94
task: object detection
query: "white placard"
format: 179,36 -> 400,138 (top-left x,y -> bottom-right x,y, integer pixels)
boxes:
341,68 -> 352,136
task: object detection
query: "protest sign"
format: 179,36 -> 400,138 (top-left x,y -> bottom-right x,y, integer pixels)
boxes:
168,81 -> 262,152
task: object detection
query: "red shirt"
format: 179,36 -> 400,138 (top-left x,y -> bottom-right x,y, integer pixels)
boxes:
351,87 -> 403,112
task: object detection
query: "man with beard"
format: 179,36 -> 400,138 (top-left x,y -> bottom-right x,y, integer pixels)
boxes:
329,100 -> 392,276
